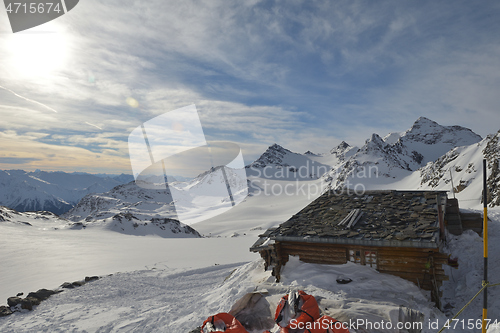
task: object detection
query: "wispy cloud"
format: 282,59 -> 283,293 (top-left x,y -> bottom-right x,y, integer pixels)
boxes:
1,0 -> 500,172
0,85 -> 58,113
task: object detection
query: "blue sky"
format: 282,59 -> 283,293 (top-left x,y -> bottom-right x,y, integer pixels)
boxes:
1,0 -> 500,173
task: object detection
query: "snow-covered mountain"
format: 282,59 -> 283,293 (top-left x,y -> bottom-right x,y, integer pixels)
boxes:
246,142 -> 357,180
386,129 -> 500,208
243,117 -> 482,194
0,204 -> 199,239
47,116 -> 488,237
64,163 -> 247,233
0,205 -> 69,228
391,116 -> 482,167
64,181 -> 175,222
0,170 -> 132,215
324,117 -> 483,189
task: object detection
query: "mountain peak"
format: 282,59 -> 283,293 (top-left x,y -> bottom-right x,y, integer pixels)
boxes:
402,117 -> 482,147
304,150 -> 319,156
247,143 -> 294,168
413,116 -> 438,127
367,133 -> 386,147
330,141 -> 350,155
269,143 -> 285,150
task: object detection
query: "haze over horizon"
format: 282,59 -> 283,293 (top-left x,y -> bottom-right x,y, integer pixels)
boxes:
1,1 -> 500,174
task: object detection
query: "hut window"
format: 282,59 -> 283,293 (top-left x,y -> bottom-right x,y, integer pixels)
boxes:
364,250 -> 378,269
348,249 -> 361,264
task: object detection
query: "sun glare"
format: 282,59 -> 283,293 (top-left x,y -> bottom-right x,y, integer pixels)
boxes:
6,26 -> 69,78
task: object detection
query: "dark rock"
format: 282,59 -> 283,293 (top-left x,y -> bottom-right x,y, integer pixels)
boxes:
16,292 -> 23,297
25,297 -> 41,306
7,296 -> 22,307
85,276 -> 99,282
72,281 -> 85,287
0,306 -> 13,317
61,282 -> 75,289
336,277 -> 353,284
20,298 -> 33,311
27,288 -> 57,301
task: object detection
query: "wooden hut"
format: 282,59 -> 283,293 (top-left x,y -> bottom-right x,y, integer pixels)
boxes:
250,190 -> 451,307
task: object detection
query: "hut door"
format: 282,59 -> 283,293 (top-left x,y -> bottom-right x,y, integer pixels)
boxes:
364,250 -> 378,269
348,249 -> 361,264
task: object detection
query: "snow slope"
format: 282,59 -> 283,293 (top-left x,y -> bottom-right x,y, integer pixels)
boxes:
3,216 -> 500,333
0,257 -> 447,333
0,214 -> 255,304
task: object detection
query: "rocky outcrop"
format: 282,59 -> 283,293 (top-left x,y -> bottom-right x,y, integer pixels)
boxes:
483,130 -> 500,207
1,276 -> 100,316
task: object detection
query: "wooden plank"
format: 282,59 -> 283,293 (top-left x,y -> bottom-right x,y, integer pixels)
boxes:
297,253 -> 347,259
280,242 -> 442,254
283,247 -> 347,254
379,250 -> 448,258
299,257 -> 347,265
297,253 -> 347,262
280,241 -> 448,258
281,242 -> 345,248
296,254 -> 348,262
379,257 -> 448,265
281,246 -> 347,255
378,249 -> 447,257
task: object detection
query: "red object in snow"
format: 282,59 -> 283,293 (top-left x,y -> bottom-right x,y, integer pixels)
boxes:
201,313 -> 249,333
274,290 -> 320,329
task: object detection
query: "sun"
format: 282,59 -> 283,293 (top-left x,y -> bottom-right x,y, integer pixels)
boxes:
5,26 -> 69,78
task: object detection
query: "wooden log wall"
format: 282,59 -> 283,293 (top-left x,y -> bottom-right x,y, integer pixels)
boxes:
272,241 -> 449,305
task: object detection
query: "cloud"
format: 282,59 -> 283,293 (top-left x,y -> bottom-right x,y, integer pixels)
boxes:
0,157 -> 41,164
0,130 -> 131,173
1,0 -> 500,172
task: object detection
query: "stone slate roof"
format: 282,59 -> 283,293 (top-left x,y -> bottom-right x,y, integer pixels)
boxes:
252,190 -> 448,250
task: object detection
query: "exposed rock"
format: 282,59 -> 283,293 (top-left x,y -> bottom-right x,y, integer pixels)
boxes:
27,288 -> 58,301
7,296 -> 22,307
20,298 -> 33,311
85,276 -> 99,282
61,282 -> 75,289
0,306 -> 13,317
24,297 -> 41,306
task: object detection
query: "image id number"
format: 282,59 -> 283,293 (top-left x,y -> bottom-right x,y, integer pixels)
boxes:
6,2 -> 62,14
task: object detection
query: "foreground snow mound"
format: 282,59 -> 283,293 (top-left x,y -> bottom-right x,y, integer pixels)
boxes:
0,258 -> 447,332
